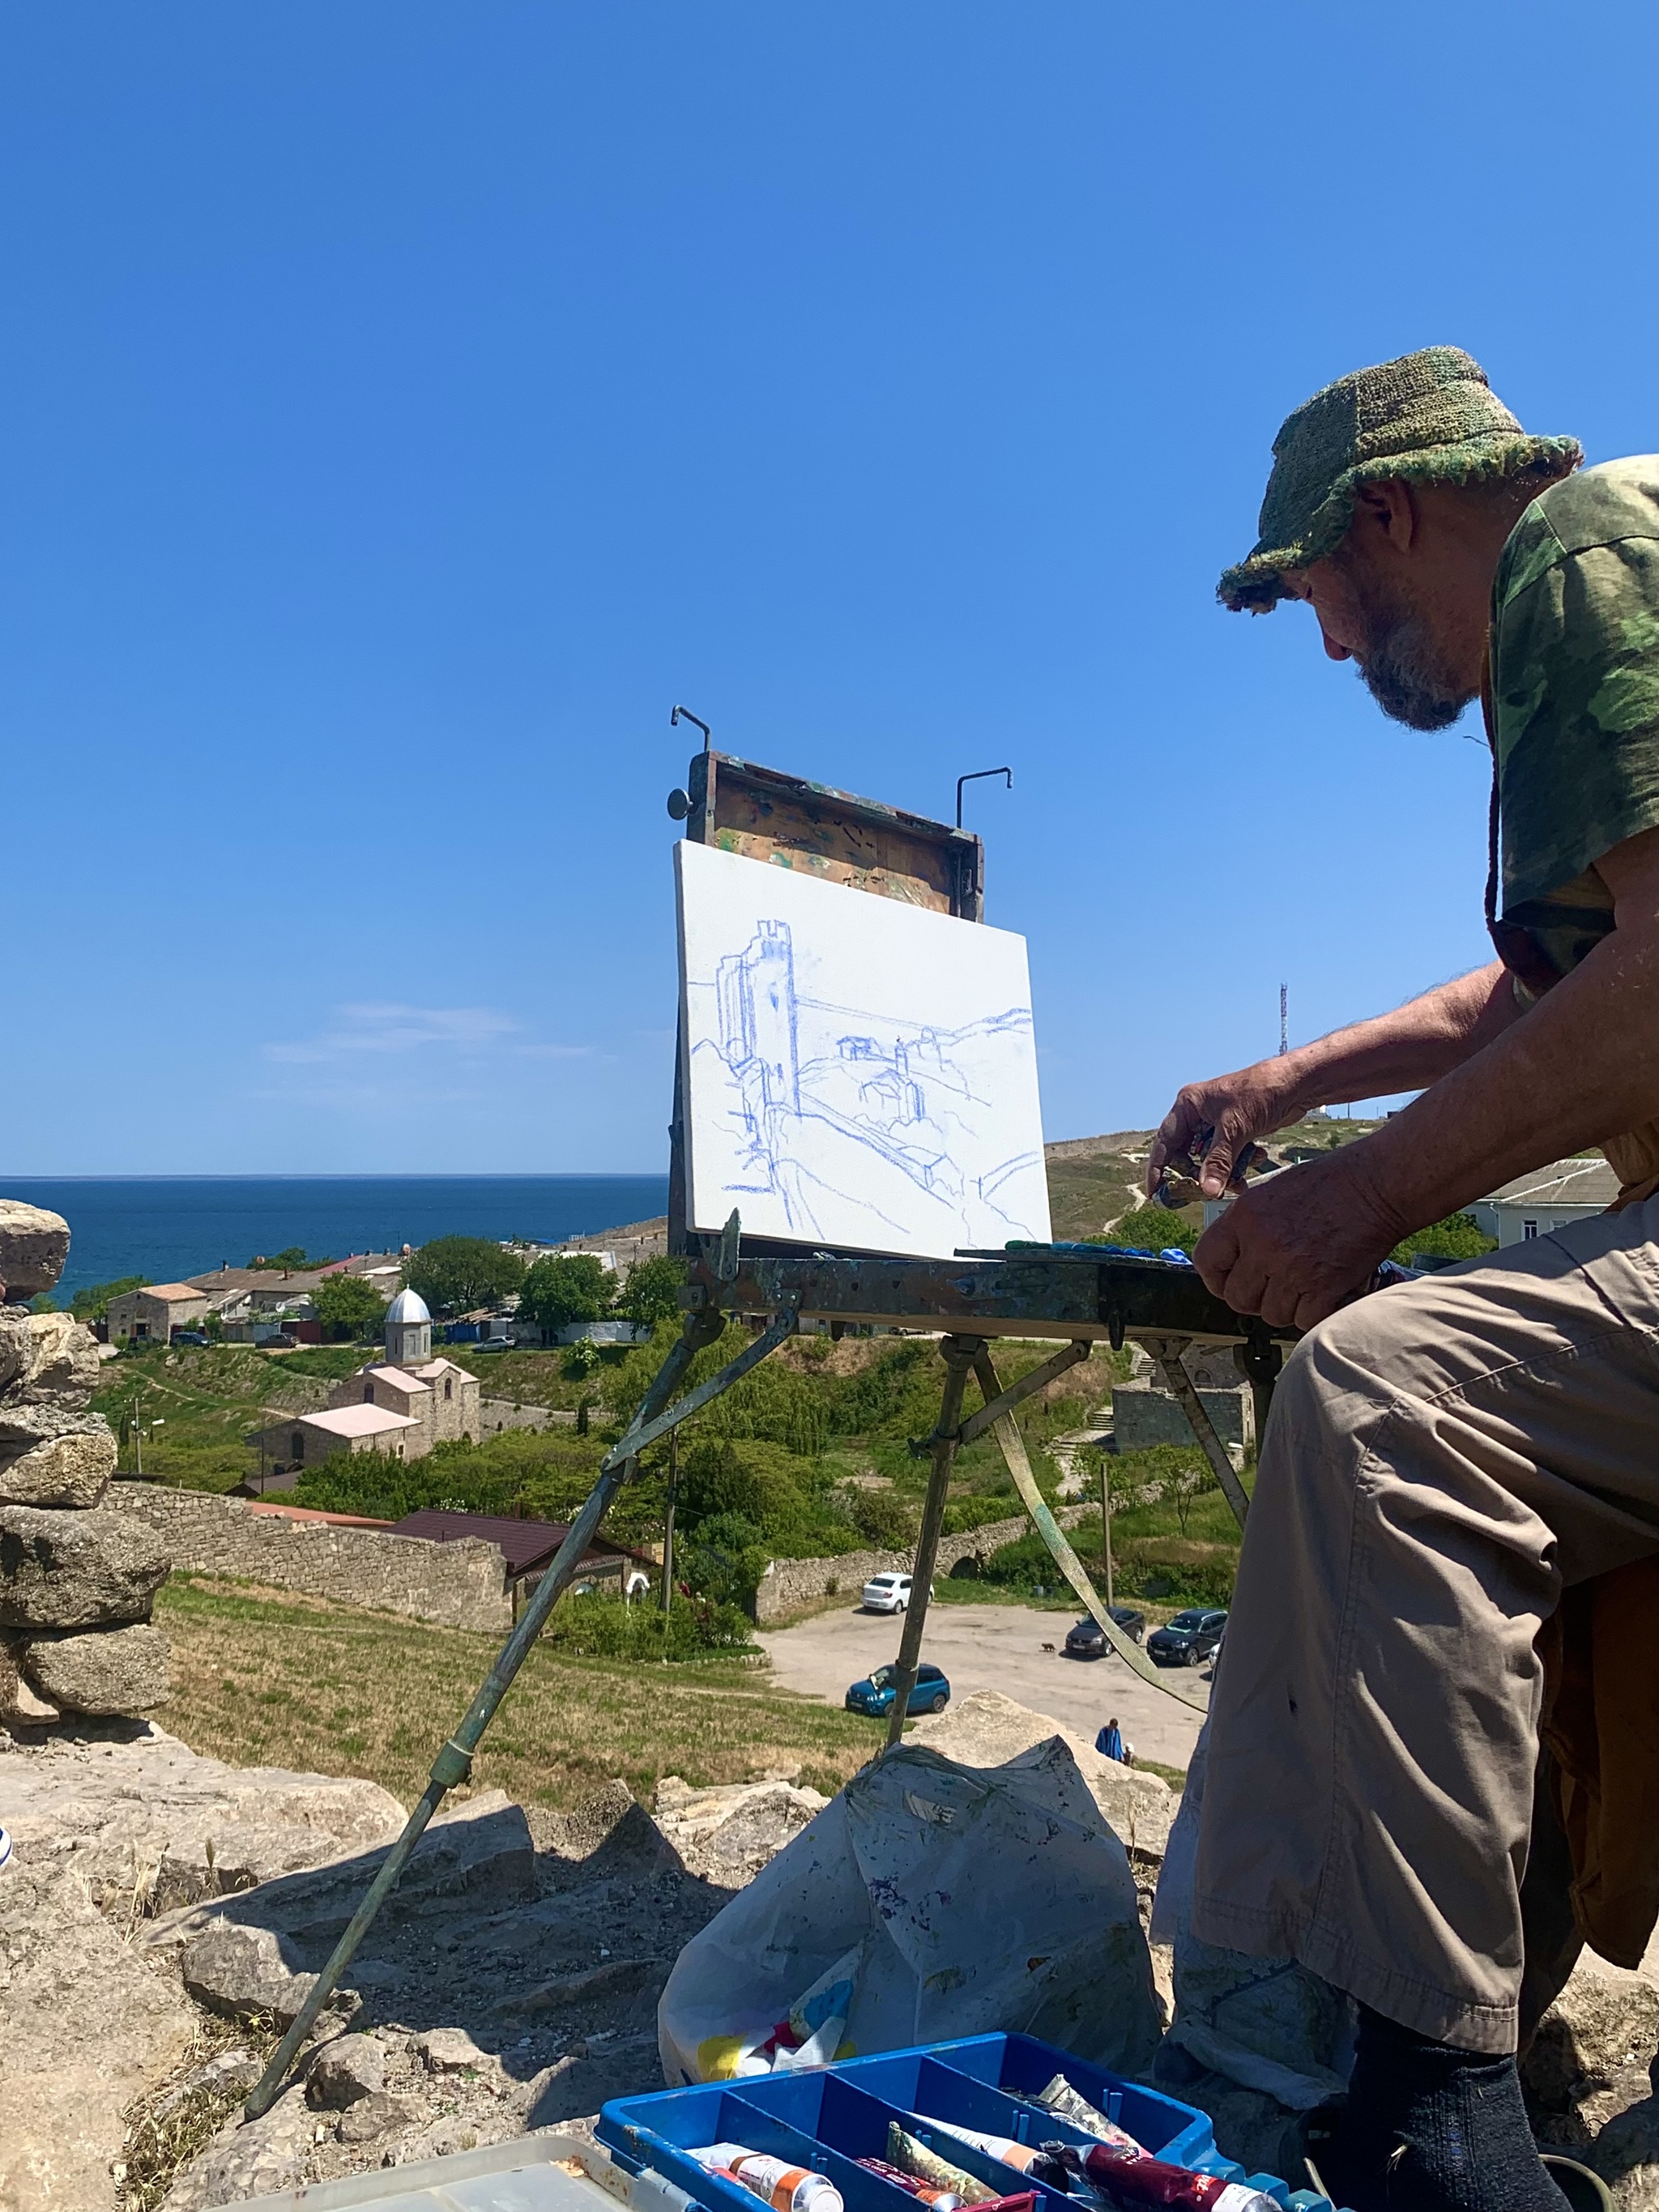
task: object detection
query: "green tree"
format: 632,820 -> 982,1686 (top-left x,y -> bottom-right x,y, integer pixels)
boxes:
310,1272 -> 390,1341
249,1247 -> 334,1271
1098,1205 -> 1199,1255
616,1254 -> 688,1326
1391,1212 -> 1498,1265
70,1276 -> 147,1322
517,1253 -> 612,1336
404,1236 -> 526,1316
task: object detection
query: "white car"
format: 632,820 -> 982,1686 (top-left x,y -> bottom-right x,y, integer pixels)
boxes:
861,1573 -> 913,1613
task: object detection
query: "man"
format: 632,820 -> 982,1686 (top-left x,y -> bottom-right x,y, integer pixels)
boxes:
1148,348 -> 1657,2211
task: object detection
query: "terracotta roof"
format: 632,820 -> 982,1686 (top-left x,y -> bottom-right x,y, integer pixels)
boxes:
130,1283 -> 210,1303
357,1364 -> 431,1397
245,1502 -> 394,1529
297,1405 -> 420,1438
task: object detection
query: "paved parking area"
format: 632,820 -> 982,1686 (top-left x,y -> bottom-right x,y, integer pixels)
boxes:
758,1598 -> 1210,1771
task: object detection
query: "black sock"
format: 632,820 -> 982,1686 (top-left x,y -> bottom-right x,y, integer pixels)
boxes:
1317,2005 -> 1569,2211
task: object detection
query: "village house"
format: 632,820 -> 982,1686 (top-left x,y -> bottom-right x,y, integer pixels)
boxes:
106,1282 -> 212,1345
249,1285 -> 480,1479
1469,1156 -> 1621,1246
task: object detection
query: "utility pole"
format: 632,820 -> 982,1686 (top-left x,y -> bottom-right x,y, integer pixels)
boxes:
660,1429 -> 679,1617
1100,1455 -> 1115,1614
133,1400 -> 142,1480
1279,982 -> 1288,1057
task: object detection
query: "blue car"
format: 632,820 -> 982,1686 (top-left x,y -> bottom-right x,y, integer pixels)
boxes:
845,1661 -> 951,1718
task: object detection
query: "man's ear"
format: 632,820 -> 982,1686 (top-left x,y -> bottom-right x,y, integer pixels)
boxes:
1351,477 -> 1417,552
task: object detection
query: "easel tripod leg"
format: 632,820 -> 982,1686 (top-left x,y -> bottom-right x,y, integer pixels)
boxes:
884,1333 -> 984,1748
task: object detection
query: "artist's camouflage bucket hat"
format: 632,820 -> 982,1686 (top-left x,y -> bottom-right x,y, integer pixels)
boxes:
1218,346 -> 1581,612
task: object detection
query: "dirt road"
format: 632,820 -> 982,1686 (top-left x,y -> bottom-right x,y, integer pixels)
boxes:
759,1598 -> 1209,1771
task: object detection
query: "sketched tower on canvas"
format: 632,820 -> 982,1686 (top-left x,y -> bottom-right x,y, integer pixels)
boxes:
678,839 -> 1051,1259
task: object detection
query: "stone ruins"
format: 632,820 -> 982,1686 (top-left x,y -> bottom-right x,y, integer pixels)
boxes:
0,1197 -> 172,1724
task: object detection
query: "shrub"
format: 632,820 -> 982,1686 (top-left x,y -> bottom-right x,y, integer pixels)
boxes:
1096,1206 -> 1198,1255
540,1588 -> 756,1660
1391,1212 -> 1497,1265
843,1486 -> 919,1549
940,1493 -> 1020,1538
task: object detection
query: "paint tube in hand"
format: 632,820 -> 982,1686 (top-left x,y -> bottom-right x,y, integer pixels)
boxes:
1036,2142 -> 1277,2211
688,2146 -> 843,2212
1030,2075 -> 1147,2159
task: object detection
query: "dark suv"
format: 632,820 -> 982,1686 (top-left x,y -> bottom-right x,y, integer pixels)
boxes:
1063,1608 -> 1147,1657
1147,1607 -> 1228,1668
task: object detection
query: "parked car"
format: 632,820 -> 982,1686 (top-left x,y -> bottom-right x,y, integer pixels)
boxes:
1063,1607 -> 1146,1657
861,1572 -> 913,1613
845,1661 -> 950,1718
1147,1607 -> 1229,1667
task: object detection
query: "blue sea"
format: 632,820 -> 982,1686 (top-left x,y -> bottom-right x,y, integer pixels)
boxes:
3,1177 -> 670,1301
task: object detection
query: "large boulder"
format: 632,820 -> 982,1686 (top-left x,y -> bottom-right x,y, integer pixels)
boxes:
910,1688 -> 1177,1860
0,1202 -> 70,1301
23,1620 -> 171,1714
0,1406 -> 117,1507
653,1774 -> 830,1886
0,1499 -> 168,1626
182,1918 -> 333,2028
7,1311 -> 101,1409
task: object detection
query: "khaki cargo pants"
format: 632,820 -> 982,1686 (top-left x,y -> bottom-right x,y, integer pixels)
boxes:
1191,1193 -> 1659,2055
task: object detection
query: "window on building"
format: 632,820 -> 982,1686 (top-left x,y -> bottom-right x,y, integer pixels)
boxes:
1523,1219 -> 1539,1239
291,1431 -> 305,1460
444,1379 -> 452,1400
364,1383 -> 375,1401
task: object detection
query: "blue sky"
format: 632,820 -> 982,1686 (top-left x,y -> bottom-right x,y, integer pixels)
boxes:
4,3 -> 1653,1174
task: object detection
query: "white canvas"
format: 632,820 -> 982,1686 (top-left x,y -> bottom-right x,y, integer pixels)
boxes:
676,838 -> 1051,1259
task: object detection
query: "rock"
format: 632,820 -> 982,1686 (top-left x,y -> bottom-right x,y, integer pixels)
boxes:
181,1917 -> 331,2027
158,2078 -> 318,2212
652,1775 -> 830,1885
909,1689 -> 1177,1860
0,1848 -> 197,2212
498,1954 -> 667,2018
8,1669 -> 62,1724
0,1201 -> 70,1300
0,1306 -> 36,1392
0,1499 -> 169,1626
3,1723 -> 407,1918
416,2025 -> 491,2073
1589,2095 -> 1659,2210
1525,1950 -> 1659,2120
157,1788 -> 535,1954
306,2031 -> 387,2108
23,1620 -> 171,1713
0,1405 -> 117,1507
336,2089 -> 427,2144
8,1312 -> 101,1409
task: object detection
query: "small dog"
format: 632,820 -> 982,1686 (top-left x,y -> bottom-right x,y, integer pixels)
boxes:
1040,1642 -> 1056,1654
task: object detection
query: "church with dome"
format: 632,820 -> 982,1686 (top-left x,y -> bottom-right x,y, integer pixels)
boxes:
253,1283 -> 481,1478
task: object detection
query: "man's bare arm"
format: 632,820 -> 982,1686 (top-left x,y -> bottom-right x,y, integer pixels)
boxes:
1146,960 -> 1521,1200
1193,827 -> 1659,1328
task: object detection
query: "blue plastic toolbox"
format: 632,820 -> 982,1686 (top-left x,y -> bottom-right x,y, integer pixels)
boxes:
598,2032 -> 1334,2212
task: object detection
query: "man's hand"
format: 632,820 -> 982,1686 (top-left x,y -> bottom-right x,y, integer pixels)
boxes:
1146,1061 -> 1301,1200
1193,1148 -> 1405,1330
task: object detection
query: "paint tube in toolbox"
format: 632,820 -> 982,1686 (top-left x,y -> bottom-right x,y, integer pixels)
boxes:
916,2122 -> 1044,2176
854,2158 -> 962,2208
1032,2142 -> 1277,2212
885,2124 -> 1000,2205
1027,2075 -> 1146,2160
687,2145 -> 843,2212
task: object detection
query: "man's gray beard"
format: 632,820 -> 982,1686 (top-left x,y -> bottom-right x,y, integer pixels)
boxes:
1354,607 -> 1471,731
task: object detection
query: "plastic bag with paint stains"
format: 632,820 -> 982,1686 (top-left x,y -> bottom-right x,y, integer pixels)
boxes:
659,1736 -> 1161,2086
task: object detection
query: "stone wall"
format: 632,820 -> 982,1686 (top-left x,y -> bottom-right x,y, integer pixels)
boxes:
1111,1379 -> 1253,1451
752,1502 -> 1096,1625
108,1485 -> 513,1632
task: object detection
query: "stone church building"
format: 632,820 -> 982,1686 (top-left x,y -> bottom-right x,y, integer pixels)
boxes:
253,1286 -> 480,1479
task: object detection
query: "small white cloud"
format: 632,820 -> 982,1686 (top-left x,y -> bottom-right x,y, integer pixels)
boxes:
265,1002 -> 523,1065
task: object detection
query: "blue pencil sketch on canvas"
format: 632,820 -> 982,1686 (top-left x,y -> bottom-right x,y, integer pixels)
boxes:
676,839 -> 1051,1259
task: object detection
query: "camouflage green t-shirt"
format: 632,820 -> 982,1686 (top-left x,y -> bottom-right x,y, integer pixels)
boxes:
1489,455 -> 1659,982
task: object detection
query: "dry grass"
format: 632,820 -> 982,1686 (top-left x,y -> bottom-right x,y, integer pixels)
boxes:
156,1575 -> 879,1809
117,2014 -> 279,2212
